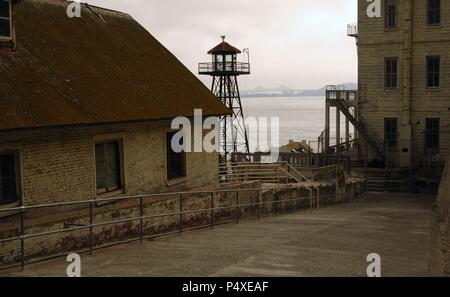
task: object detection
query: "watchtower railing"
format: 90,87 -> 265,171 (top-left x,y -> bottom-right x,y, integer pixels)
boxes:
198,62 -> 250,74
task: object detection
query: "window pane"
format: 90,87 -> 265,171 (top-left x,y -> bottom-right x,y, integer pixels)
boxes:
0,1 -> 10,18
106,142 -> 121,190
384,118 -> 397,148
427,57 -> 440,88
167,132 -> 186,179
385,0 -> 397,28
428,0 -> 441,25
385,58 -> 397,88
426,119 -> 440,149
0,154 -> 18,205
95,144 -> 106,191
0,19 -> 10,37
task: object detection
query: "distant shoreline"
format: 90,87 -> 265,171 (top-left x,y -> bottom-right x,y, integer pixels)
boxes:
241,95 -> 325,98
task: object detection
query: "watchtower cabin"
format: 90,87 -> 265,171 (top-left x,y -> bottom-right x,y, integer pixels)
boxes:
199,37 -> 250,159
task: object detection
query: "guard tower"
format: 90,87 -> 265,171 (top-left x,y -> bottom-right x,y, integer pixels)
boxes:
199,36 -> 250,159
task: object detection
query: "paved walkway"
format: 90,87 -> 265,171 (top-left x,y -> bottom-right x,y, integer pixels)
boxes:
2,193 -> 433,277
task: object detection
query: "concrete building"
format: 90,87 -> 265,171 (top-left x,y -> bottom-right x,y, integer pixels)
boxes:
352,0 -> 450,172
0,0 -> 230,209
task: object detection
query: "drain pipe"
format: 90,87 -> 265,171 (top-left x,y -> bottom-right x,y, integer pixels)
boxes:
400,0 -> 414,168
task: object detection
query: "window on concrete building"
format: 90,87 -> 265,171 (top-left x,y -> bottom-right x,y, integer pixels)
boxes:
0,0 -> 12,39
0,152 -> 20,205
425,118 -> 440,151
385,57 -> 398,89
384,118 -> 398,149
385,0 -> 398,29
95,140 -> 123,195
427,56 -> 440,88
166,131 -> 186,180
427,0 -> 441,26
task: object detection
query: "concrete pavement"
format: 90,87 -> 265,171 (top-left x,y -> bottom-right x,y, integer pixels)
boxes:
2,192 -> 434,277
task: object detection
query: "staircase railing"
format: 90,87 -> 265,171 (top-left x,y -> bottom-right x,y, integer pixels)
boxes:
334,98 -> 393,166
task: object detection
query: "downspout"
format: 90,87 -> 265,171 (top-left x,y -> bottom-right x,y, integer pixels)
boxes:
400,0 -> 413,168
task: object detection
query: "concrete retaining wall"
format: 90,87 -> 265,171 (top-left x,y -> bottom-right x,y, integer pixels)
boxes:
430,152 -> 450,276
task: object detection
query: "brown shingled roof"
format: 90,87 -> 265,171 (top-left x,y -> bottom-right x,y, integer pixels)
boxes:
0,0 -> 230,131
207,41 -> 241,55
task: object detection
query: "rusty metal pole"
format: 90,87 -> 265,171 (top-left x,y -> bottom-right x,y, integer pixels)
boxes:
20,206 -> 25,271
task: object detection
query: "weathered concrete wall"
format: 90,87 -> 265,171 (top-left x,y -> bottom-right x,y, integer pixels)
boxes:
0,181 -> 366,266
430,151 -> 450,276
0,120 -> 219,206
358,0 -> 450,166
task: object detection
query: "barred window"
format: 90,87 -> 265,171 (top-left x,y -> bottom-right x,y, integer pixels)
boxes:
385,58 -> 398,89
385,0 -> 398,28
427,0 -> 441,25
425,118 -> 440,150
384,118 -> 398,148
427,56 -> 440,88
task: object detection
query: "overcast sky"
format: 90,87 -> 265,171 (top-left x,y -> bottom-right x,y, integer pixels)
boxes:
85,0 -> 357,90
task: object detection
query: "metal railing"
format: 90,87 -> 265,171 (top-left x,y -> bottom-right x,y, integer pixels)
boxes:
198,62 -> 250,74
0,184 -> 326,271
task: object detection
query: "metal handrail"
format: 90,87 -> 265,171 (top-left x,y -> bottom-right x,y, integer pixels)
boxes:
0,184 -> 326,271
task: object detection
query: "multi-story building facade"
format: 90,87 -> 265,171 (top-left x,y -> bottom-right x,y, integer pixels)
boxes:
357,0 -> 450,170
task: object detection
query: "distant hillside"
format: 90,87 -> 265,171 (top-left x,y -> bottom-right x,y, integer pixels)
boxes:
241,83 -> 357,97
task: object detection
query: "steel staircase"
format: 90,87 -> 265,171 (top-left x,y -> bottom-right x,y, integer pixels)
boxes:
334,99 -> 393,166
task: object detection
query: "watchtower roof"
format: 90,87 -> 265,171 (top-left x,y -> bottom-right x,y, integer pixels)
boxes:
207,41 -> 241,55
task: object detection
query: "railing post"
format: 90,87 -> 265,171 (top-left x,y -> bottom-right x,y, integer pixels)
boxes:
20,206 -> 25,271
210,193 -> 214,229
179,194 -> 183,233
258,189 -> 262,220
290,191 -> 294,213
140,196 -> 144,242
317,188 -> 321,209
236,191 -> 239,224
89,200 -> 94,254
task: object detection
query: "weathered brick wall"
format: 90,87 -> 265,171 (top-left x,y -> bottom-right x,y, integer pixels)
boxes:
358,0 -> 450,165
430,151 -> 450,276
0,119 -> 219,206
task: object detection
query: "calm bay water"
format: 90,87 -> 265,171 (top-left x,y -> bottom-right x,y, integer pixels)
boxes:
241,96 -> 347,152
